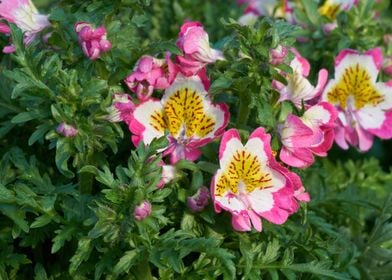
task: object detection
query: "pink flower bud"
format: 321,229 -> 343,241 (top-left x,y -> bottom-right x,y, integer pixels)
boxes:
157,164 -> 176,189
56,122 -> 78,137
187,187 -> 210,213
323,22 -> 338,34
269,45 -> 288,65
74,22 -> 112,60
384,57 -> 392,76
133,201 -> 152,221
384,34 -> 392,45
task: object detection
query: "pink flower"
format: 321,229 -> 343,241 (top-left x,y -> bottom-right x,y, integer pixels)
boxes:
322,48 -> 392,151
176,21 -> 224,76
273,49 -> 328,109
278,102 -> 337,168
133,201 -> 152,221
187,186 -> 210,213
270,45 -> 288,65
125,53 -> 178,101
106,93 -> 135,125
211,128 -> 309,232
157,164 -> 176,189
319,0 -> 359,20
74,22 -> 111,60
0,0 -> 50,53
56,122 -> 78,137
129,75 -> 229,164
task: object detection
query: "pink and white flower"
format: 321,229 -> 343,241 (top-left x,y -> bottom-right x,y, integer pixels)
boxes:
211,127 -> 309,232
157,164 -> 177,189
176,21 -> 224,76
106,93 -> 135,125
56,122 -> 78,137
270,45 -> 288,65
125,53 -> 178,101
319,0 -> 359,20
0,0 -> 50,53
273,49 -> 328,108
129,75 -> 229,164
278,102 -> 337,168
74,22 -> 111,60
322,48 -> 392,151
133,201 -> 152,221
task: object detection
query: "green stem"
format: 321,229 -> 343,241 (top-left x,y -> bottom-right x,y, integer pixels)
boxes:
78,153 -> 94,194
133,259 -> 153,280
236,93 -> 251,127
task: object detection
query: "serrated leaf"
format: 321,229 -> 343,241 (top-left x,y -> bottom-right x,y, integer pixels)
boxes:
69,238 -> 93,274
30,215 -> 52,229
0,204 -> 29,232
113,250 -> 139,275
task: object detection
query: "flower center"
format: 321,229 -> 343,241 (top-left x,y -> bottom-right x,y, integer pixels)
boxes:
327,63 -> 384,110
319,2 -> 342,20
163,87 -> 215,138
215,149 -> 272,197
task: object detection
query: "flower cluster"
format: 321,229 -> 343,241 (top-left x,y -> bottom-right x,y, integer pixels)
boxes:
3,2 -> 390,235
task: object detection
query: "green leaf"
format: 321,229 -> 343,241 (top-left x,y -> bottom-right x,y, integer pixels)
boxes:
51,226 -> 78,254
69,238 -> 93,274
30,215 -> 52,229
0,204 -> 29,233
11,112 -> 39,124
113,250 -> 140,275
28,124 -> 52,146
34,263 -> 48,280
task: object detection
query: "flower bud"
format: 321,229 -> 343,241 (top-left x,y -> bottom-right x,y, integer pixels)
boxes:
74,22 -> 112,60
56,123 -> 78,137
269,45 -> 288,65
133,201 -> 152,221
187,187 -> 210,213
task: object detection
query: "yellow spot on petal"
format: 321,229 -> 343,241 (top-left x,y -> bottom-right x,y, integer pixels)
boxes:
164,87 -> 215,138
319,1 -> 342,20
149,109 -> 166,132
327,63 -> 384,110
215,149 -> 272,197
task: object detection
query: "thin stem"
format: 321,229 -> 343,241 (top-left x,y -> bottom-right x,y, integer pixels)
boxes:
236,92 -> 251,127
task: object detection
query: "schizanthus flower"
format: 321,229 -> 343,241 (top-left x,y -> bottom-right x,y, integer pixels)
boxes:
211,128 -> 309,232
322,48 -> 392,151
0,0 -> 50,53
273,49 -> 328,108
125,53 -> 178,101
176,21 -> 224,76
278,103 -> 337,168
130,75 -> 229,163
75,22 -> 111,60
